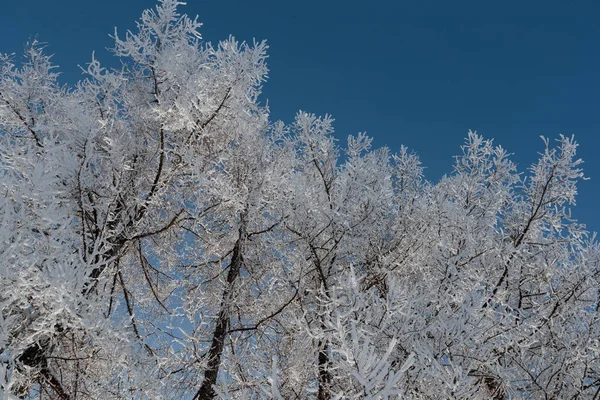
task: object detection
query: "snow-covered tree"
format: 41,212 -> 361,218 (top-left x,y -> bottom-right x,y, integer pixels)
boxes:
1,1 -> 599,399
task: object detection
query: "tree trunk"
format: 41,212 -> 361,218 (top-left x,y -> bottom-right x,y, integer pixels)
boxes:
194,224 -> 245,400
317,334 -> 332,400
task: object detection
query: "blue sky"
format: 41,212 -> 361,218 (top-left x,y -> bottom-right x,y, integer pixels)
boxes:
1,0 -> 599,234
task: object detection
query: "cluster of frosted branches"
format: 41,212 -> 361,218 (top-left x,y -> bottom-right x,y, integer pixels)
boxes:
1,1 -> 599,399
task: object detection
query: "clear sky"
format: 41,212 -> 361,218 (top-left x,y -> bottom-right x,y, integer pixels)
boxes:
1,0 -> 599,234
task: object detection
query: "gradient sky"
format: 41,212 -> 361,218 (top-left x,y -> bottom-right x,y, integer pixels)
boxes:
1,0 -> 599,234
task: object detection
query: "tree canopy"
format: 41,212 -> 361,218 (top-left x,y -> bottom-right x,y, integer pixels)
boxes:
1,1 -> 599,399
